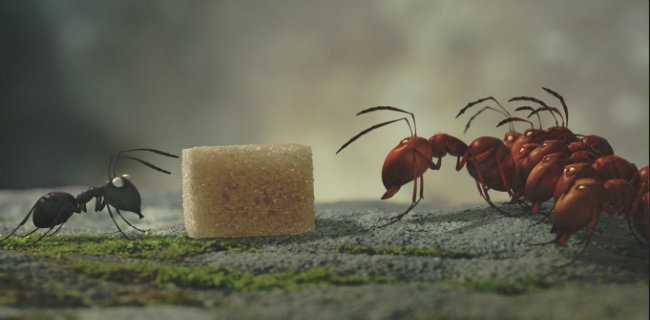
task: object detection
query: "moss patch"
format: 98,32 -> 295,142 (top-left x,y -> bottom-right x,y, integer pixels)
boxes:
0,268 -> 210,308
449,276 -> 552,295
0,271 -> 87,308
103,289 -> 207,307
0,233 -> 258,262
60,258 -> 397,291
334,244 -> 474,259
0,312 -> 78,320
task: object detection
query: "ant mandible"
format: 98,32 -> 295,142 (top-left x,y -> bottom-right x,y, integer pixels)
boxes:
0,148 -> 178,244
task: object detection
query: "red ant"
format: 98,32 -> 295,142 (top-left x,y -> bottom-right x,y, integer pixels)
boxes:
336,107 -> 465,228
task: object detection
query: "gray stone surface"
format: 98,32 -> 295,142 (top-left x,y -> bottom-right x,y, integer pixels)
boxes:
0,188 -> 648,319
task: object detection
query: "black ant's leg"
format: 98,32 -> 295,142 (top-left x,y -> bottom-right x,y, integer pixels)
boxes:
30,226 -> 56,245
115,208 -> 148,233
49,223 -> 66,237
30,206 -> 69,245
0,203 -> 38,244
21,227 -> 40,237
31,222 -> 66,245
95,194 -> 105,212
107,205 -> 129,239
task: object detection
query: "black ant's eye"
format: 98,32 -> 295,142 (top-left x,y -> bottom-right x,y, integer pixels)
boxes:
121,174 -> 131,181
112,177 -> 124,188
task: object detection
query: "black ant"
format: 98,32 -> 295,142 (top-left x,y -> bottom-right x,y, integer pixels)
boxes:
0,148 -> 178,244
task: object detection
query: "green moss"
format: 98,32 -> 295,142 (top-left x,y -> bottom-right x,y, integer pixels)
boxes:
60,258 -> 397,291
0,268 -> 208,308
0,233 -> 259,261
0,312 -> 78,320
334,244 -> 474,259
0,285 -> 204,308
103,289 -> 207,306
449,276 -> 551,295
0,287 -> 88,308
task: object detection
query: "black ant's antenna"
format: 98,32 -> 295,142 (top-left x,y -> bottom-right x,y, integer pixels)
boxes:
108,148 -> 179,179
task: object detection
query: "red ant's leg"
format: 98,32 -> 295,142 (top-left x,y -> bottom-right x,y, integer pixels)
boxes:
530,210 -> 553,226
411,159 -> 418,203
555,208 -> 600,267
377,152 -> 422,228
456,149 -> 468,171
582,209 -> 601,247
495,155 -> 513,197
530,201 -> 543,215
625,216 -> 647,245
474,180 -> 487,201
419,174 -> 424,200
645,204 -> 649,243
471,156 -> 519,217
553,232 -> 571,245
434,157 -> 442,170
642,193 -> 650,242
414,149 -> 437,170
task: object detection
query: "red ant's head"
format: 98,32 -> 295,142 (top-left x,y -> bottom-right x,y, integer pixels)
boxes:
544,126 -> 576,143
503,131 -> 521,149
521,128 -> 545,143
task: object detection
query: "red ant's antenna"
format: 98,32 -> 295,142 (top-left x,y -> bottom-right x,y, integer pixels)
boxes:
336,106 -> 416,154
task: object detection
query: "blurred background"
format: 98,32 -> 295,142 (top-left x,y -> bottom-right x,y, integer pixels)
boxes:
1,0 -> 648,206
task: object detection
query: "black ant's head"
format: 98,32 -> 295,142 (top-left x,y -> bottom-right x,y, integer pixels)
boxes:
104,148 -> 178,218
103,174 -> 143,218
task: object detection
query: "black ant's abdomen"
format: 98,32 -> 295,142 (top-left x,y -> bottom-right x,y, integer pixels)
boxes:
33,192 -> 77,228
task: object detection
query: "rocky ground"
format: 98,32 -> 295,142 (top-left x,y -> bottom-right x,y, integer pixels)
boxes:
0,188 -> 648,320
